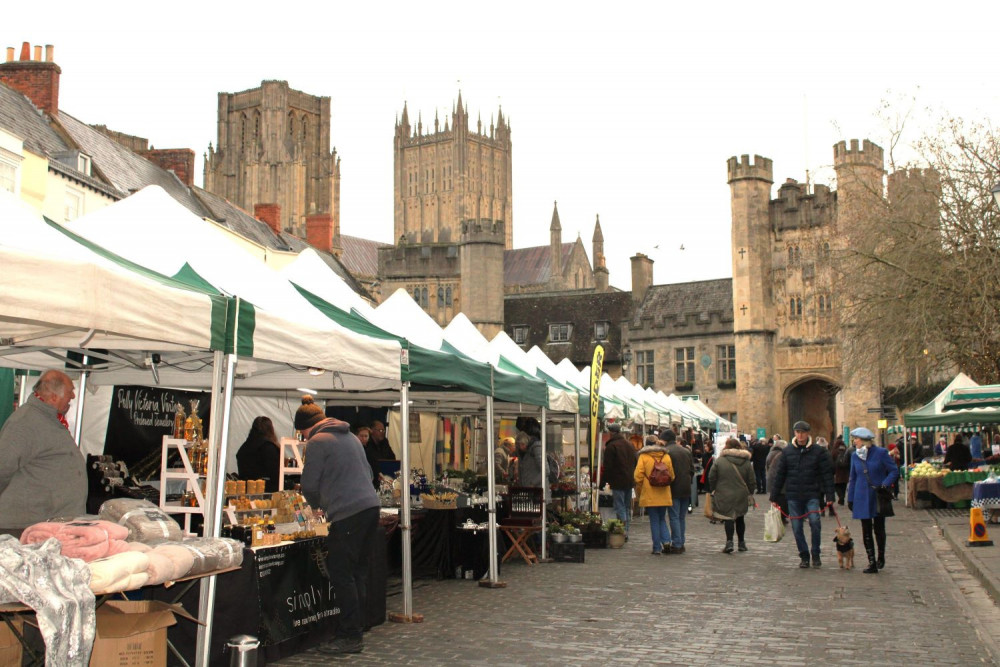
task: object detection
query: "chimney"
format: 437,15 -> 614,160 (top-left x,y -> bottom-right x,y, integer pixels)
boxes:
306,214 -> 334,252
594,255 -> 609,292
141,148 -> 195,187
0,41 -> 61,115
630,253 -> 654,305
5,48 -> 13,63
254,203 -> 282,235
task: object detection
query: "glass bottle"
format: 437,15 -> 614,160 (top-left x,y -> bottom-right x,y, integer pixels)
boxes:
173,404 -> 186,440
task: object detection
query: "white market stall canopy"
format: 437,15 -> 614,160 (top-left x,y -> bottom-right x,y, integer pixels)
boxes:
489,331 -> 578,414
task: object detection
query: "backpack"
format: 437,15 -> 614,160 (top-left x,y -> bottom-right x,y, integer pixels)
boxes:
648,457 -> 674,487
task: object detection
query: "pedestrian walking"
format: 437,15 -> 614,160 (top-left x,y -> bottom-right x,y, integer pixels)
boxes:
846,426 -> 899,574
602,423 -> 638,538
750,436 -> 770,494
770,420 -> 835,568
708,437 -> 756,553
766,439 -> 788,525
830,435 -> 850,505
662,429 -> 693,554
634,435 -> 674,555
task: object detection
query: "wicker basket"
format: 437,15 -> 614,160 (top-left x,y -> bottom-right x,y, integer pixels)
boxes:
421,497 -> 458,510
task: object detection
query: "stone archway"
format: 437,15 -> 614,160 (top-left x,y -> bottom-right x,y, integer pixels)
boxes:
785,377 -> 840,443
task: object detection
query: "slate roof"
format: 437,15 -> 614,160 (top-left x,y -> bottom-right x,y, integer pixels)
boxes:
504,289 -> 632,367
504,242 -> 574,287
633,278 -> 734,328
191,186 -> 289,249
340,234 -> 390,278
0,83 -> 67,158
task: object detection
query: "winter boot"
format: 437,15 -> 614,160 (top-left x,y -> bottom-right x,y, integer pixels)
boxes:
722,540 -> 734,554
863,532 -> 878,574
877,550 -> 885,570
799,553 -> 811,568
737,540 -> 748,552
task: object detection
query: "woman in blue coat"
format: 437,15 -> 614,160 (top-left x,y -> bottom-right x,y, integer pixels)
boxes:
847,427 -> 900,574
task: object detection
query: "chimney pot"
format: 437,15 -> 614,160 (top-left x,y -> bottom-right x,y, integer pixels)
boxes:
33,45 -> 41,62
5,48 -> 13,63
19,42 -> 29,61
45,45 -> 53,62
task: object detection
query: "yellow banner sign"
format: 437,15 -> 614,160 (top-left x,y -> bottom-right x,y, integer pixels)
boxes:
589,345 -> 604,495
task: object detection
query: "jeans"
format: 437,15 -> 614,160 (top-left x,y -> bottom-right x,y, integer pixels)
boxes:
787,497 -> 822,558
612,488 -> 632,534
667,498 -> 688,547
647,506 -> 670,552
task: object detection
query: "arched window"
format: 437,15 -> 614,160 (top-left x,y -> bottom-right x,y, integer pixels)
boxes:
445,286 -> 452,306
301,115 -> 308,143
253,111 -> 260,139
788,246 -> 794,264
437,287 -> 444,307
288,113 -> 295,138
413,287 -> 420,303
796,297 -> 802,316
822,242 -> 831,258
421,288 -> 428,307
240,113 -> 248,145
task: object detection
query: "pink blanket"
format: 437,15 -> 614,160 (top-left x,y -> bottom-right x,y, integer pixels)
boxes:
21,520 -> 131,562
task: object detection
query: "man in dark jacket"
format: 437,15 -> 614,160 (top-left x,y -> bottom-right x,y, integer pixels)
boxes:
662,429 -> 693,554
750,437 -> 771,494
770,420 -> 835,569
603,423 -> 638,537
299,398 -> 380,655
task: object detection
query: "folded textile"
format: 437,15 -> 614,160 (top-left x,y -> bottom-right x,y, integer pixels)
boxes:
87,551 -> 150,593
177,537 -> 244,575
0,535 -> 95,666
21,519 -> 133,562
98,499 -> 183,543
144,551 -> 177,586
147,544 -> 195,581
127,541 -> 152,553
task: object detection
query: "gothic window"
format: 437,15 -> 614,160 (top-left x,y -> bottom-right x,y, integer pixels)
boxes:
549,323 -> 572,342
437,287 -> 444,307
301,115 -> 308,143
253,111 -> 260,139
675,347 -> 695,385
717,345 -> 736,382
788,245 -> 801,264
636,350 -> 654,387
789,296 -> 802,318
819,294 -> 833,315
822,242 -> 831,258
445,286 -> 452,306
413,287 -> 420,303
288,113 -> 295,138
240,113 -> 248,145
421,287 -> 428,308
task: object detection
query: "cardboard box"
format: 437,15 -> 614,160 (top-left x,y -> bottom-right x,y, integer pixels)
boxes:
0,615 -> 24,666
89,600 -> 198,667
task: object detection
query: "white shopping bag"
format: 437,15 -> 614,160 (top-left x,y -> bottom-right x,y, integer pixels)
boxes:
763,505 -> 785,542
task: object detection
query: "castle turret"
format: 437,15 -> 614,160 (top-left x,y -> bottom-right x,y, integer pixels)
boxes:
460,218 -> 505,337
728,153 -> 777,435
593,215 -> 608,292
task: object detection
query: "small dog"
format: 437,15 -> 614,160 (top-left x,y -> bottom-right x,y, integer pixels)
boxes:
833,525 -> 855,570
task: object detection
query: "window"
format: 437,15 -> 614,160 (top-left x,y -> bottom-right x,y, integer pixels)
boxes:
512,325 -> 529,344
789,296 -> 802,318
636,350 -> 654,386
445,286 -> 452,306
675,347 -> 695,384
420,287 -> 428,308
0,161 -> 15,193
822,242 -> 831,258
594,321 -> 609,341
413,287 -> 420,302
719,412 -> 737,424
788,245 -> 800,264
818,294 -> 833,315
77,153 -> 91,176
717,345 -> 736,382
549,323 -> 572,342
437,287 -> 444,307
64,188 -> 83,222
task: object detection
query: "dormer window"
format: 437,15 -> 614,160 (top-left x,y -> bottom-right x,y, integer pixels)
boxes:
77,153 -> 91,176
512,325 -> 529,344
549,323 -> 572,343
594,321 -> 609,341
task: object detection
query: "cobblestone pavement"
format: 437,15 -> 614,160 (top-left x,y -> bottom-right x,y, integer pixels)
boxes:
273,499 -> 1000,666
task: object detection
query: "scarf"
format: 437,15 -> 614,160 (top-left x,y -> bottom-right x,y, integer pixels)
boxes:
857,445 -> 869,461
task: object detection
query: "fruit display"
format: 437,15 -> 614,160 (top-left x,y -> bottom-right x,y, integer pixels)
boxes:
908,461 -> 946,478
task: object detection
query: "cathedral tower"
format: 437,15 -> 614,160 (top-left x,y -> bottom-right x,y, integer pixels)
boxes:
204,80 -> 341,252
728,154 -> 777,435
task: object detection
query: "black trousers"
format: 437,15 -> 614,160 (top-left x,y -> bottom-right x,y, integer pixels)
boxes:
724,515 -> 746,542
325,506 -> 380,639
861,516 -> 886,556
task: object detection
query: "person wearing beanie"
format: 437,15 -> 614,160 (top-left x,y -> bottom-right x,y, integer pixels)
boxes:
299,396 -> 380,655
634,434 -> 674,554
602,422 -> 637,539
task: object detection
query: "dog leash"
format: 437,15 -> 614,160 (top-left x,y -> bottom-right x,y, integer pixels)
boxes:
771,501 -> 842,527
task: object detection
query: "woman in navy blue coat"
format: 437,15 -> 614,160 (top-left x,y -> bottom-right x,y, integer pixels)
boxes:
847,427 -> 900,574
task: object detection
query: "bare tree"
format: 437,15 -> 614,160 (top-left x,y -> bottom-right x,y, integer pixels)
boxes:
837,112 -> 1000,385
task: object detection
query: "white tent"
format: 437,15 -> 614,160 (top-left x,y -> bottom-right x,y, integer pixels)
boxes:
489,331 -> 579,414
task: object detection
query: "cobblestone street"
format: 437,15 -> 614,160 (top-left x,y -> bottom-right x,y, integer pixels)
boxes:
274,500 -> 1000,666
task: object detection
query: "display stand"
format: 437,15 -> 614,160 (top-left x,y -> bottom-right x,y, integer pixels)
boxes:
159,436 -> 205,535
278,437 -> 305,491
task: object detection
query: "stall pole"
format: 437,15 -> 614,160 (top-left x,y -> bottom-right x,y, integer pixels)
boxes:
903,427 -> 909,507
479,396 -> 505,587
540,406 -> 547,561
390,382 -> 422,622
595,423 -> 605,494
195,351 -> 236,667
574,412 -> 582,511
72,355 -> 89,445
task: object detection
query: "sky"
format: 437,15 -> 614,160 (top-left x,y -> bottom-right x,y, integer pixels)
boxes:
5,3 -> 1000,290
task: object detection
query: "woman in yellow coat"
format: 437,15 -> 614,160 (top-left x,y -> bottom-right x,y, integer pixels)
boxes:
634,435 -> 675,554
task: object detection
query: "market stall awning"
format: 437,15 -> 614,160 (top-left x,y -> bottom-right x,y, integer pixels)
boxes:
489,332 -> 578,414
942,385 -> 1000,412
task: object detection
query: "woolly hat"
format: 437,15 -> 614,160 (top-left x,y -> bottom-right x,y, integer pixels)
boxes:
294,395 -> 325,431
607,422 -> 621,433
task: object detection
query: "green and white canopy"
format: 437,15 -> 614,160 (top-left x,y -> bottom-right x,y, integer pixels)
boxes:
489,331 -> 578,414
943,385 -> 1000,412
886,372 -> 1000,433
64,186 -> 401,390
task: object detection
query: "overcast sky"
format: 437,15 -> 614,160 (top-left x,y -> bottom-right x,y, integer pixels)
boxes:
5,3 -> 999,289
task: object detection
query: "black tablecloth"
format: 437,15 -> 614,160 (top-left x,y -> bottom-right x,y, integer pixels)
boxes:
155,534 -> 386,666
388,505 -> 499,580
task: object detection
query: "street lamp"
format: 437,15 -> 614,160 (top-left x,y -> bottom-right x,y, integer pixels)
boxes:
622,349 -> 632,381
